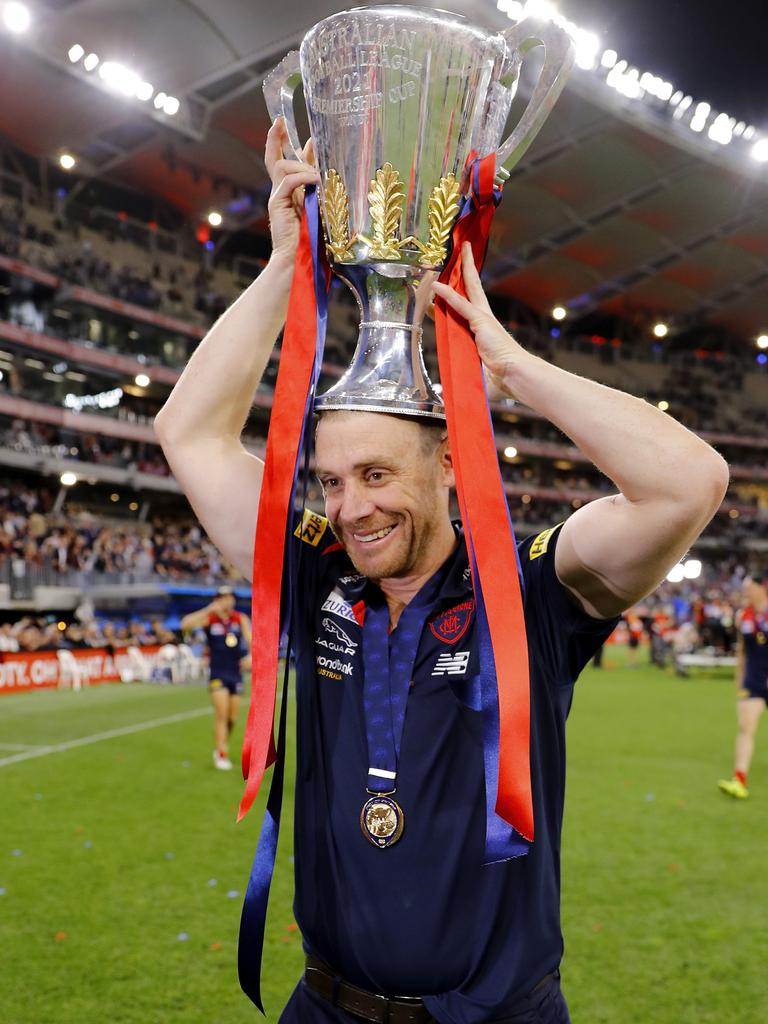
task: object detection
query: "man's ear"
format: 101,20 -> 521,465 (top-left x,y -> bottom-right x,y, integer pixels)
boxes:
438,437 -> 455,488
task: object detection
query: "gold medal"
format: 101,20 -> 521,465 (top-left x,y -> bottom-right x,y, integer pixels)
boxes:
225,633 -> 238,648
360,795 -> 405,848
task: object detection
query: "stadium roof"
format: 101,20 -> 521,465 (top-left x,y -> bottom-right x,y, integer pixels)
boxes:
2,0 -> 768,338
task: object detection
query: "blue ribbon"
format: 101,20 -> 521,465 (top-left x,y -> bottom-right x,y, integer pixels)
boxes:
238,187 -> 328,1012
361,580 -> 442,795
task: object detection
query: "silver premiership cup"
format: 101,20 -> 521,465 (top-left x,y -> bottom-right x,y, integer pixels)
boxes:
263,5 -> 574,417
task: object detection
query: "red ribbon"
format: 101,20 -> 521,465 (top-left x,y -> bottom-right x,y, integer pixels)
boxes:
434,153 -> 533,842
237,206 -> 319,822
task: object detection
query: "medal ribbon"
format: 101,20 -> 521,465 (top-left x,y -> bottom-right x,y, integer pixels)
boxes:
434,153 -> 534,845
237,186 -> 329,1012
362,576 -> 445,795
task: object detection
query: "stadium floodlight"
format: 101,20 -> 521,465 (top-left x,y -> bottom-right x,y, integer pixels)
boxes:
68,43 -> 84,64
60,472 -> 77,486
136,80 -> 154,102
657,400 -> 669,411
99,61 -> 142,97
83,52 -> 99,72
653,322 -> 669,338
162,95 -> 180,116
153,91 -> 167,110
708,113 -> 734,146
522,0 -> 558,19
207,211 -> 223,227
666,563 -> 685,583
601,49 -> 617,68
552,305 -> 567,321
750,139 -> 768,162
110,493 -> 120,503
683,559 -> 702,580
59,153 -> 76,170
135,373 -> 150,387
572,29 -> 599,70
757,335 -> 768,349
744,126 -> 757,141
669,90 -> 684,107
504,445 -> 518,458
496,0 -> 524,15
2,2 -> 31,33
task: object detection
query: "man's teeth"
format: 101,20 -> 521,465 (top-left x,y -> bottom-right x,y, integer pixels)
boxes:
353,525 -> 396,543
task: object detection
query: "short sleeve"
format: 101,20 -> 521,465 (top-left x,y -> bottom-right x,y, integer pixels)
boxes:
281,508 -> 346,637
519,523 -> 619,685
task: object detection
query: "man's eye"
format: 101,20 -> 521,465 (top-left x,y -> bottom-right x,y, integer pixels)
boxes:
367,471 -> 384,482
321,478 -> 339,489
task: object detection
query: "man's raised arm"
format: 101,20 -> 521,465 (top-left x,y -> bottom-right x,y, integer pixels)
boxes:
433,243 -> 730,619
154,119 -> 319,580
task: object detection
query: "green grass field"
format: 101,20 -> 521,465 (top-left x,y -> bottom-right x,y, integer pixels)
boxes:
1,655 -> 766,1024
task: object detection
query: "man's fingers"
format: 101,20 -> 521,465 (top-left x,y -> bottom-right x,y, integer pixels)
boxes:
432,281 -> 475,321
461,242 -> 491,309
265,117 -> 287,177
270,169 -> 320,203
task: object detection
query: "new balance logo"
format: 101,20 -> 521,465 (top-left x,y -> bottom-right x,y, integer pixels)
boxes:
432,651 -> 470,676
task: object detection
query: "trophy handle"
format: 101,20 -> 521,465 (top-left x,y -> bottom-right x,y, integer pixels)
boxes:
262,49 -> 305,160
495,19 -> 574,177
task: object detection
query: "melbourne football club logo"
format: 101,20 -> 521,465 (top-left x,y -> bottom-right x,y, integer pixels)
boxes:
429,599 -> 474,645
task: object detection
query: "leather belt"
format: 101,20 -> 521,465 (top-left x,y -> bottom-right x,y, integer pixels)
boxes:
304,955 -> 557,1024
304,955 -> 433,1024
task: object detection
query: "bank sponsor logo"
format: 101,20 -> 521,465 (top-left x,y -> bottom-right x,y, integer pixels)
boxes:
321,590 -> 357,624
432,651 -> 470,677
316,654 -> 354,681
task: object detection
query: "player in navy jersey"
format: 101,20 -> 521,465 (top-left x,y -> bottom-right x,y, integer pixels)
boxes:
719,573 -> 768,799
181,586 -> 251,770
156,119 -> 729,1022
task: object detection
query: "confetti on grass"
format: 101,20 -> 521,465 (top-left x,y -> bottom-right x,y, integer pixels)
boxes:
11,849 -> 22,857
164,852 -> 174,860
54,931 -> 67,942
207,879 -> 217,887
177,932 -> 189,942
226,890 -> 239,899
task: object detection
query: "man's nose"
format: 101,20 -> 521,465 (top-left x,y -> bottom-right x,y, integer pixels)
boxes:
338,481 -> 376,524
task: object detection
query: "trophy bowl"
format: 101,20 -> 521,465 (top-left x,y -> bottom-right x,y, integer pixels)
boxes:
264,6 -> 574,417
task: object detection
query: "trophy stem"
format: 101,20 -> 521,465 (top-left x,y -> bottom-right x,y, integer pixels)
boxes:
315,268 -> 443,418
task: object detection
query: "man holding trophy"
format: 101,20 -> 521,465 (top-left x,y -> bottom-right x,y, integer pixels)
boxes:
156,8 -> 729,1022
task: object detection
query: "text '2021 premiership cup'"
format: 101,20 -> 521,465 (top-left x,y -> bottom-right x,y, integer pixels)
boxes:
263,5 -> 574,416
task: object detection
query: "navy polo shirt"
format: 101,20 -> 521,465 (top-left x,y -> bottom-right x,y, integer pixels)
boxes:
287,512 -> 616,1024
205,612 -> 244,683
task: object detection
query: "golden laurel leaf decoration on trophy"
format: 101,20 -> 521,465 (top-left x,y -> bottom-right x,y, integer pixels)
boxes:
359,162 -> 406,260
418,173 -> 461,266
323,169 -> 357,261
322,165 -> 462,267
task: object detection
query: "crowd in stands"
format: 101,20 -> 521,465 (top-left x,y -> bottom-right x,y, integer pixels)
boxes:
0,482 -> 237,583
0,197 -> 232,326
0,615 -> 178,653
0,417 -> 170,475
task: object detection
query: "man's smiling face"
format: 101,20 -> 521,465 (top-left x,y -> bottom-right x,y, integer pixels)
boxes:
314,411 -> 453,582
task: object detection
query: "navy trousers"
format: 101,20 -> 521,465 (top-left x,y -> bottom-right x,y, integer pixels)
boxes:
278,974 -> 571,1024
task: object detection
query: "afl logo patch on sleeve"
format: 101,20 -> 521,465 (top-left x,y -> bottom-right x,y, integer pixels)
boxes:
529,525 -> 559,561
295,509 -> 328,547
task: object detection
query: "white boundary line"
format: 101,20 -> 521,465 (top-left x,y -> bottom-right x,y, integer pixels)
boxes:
0,708 -> 210,768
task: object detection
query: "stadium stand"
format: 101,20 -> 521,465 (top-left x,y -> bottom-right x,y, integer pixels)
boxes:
0,47 -> 766,692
